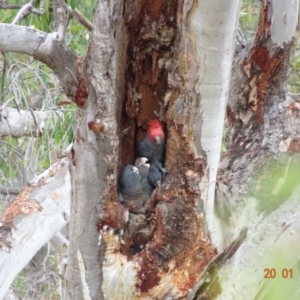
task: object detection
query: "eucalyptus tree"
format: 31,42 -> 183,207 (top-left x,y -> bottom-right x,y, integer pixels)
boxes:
0,0 -> 299,299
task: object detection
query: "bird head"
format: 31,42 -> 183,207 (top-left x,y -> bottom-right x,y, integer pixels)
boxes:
121,165 -> 142,188
147,119 -> 165,144
134,157 -> 150,168
128,165 -> 139,175
134,157 -> 150,177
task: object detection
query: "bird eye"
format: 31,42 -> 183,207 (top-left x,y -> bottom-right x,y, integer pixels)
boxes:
137,162 -> 141,166
128,170 -> 132,174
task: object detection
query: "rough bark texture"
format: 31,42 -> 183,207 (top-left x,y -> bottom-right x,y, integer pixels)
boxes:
184,1 -> 300,298
0,24 -> 80,101
215,0 -> 300,248
0,158 -> 70,299
66,1 -> 126,299
99,0 -> 239,299
121,0 -> 178,166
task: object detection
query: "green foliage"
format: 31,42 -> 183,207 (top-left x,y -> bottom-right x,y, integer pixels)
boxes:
0,0 -> 98,189
0,59 -> 75,194
65,24 -> 90,54
12,270 -> 27,299
249,155 -> 300,214
0,138 -> 21,180
240,0 -> 260,41
66,0 -> 76,11
13,253 -> 65,299
288,37 -> 300,94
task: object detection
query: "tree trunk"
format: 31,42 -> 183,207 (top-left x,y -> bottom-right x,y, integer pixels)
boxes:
216,0 -> 300,246
67,0 -> 239,299
66,1 -> 126,299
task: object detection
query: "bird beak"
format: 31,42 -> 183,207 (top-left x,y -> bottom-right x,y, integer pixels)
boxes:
154,137 -> 161,144
141,157 -> 150,167
132,166 -> 139,173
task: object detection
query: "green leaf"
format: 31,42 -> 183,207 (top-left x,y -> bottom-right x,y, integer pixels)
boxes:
67,0 -> 76,11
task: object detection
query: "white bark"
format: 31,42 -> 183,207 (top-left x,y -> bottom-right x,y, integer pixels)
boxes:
0,24 -> 46,55
51,232 -> 69,250
271,0 -> 299,45
0,106 -> 63,138
101,231 -> 137,299
0,158 -> 70,300
184,0 -> 240,249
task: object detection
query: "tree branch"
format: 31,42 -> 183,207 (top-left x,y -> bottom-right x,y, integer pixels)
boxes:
0,186 -> 20,196
68,8 -> 93,31
12,3 -> 33,24
0,3 -> 43,16
0,24 -> 79,100
0,106 -> 63,138
0,24 -> 46,56
0,157 -> 70,299
188,184 -> 300,299
52,0 -> 67,41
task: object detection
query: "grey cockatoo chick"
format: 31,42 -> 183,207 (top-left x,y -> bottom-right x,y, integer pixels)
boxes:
119,165 -> 144,213
148,164 -> 163,187
134,157 -> 150,178
134,157 -> 154,204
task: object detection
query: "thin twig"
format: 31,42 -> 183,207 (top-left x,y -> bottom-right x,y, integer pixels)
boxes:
0,51 -> 10,105
5,1 -> 44,24
0,186 -> 21,195
28,108 -> 40,135
68,7 -> 93,31
0,4 -> 23,9
12,3 -> 33,24
65,67 -> 79,86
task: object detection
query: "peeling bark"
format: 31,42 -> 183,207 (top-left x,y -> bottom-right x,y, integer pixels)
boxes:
97,0 -> 238,299
216,0 -> 300,249
0,158 -> 70,299
66,1 -> 126,299
121,0 -> 178,166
